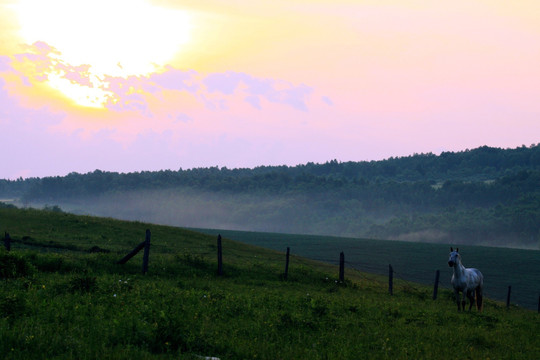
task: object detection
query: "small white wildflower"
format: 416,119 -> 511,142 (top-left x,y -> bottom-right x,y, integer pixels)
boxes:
113,294 -> 117,297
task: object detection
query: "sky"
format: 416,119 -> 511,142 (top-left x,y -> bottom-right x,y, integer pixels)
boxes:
1,0 -> 539,179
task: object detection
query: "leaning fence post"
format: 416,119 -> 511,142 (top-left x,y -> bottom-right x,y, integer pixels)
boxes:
432,270 -> 440,300
217,234 -> 223,276
4,232 -> 11,252
506,285 -> 512,309
388,264 -> 394,295
142,229 -> 151,274
284,247 -> 290,280
339,252 -> 345,282
116,240 -> 146,265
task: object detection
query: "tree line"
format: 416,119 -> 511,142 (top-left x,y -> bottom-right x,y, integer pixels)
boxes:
1,144 -> 539,248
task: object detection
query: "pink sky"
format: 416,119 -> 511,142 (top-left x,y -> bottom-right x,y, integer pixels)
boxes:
1,0 -> 539,179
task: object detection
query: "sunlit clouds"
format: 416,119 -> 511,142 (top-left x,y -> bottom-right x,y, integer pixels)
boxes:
1,0 -> 540,179
14,0 -> 191,107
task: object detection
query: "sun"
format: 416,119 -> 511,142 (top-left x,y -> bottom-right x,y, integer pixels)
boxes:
15,0 -> 192,108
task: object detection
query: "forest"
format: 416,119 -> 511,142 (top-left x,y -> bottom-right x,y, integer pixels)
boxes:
1,144 -> 540,248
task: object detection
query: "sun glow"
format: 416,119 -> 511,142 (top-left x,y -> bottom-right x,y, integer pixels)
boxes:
15,0 -> 192,108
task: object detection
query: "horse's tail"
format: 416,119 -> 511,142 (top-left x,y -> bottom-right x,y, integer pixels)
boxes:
476,285 -> 483,312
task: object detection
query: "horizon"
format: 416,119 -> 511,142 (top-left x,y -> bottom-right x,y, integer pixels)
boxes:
2,1 -> 540,180
1,143 -> 536,181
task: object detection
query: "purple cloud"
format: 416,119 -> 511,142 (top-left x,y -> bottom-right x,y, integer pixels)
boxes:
6,42 -> 316,120
203,72 -> 246,95
200,93 -> 227,111
272,83 -> 312,111
30,41 -> 60,55
175,113 -> 192,123
245,95 -> 261,110
241,75 -> 273,95
148,66 -> 198,93
57,63 -> 94,87
202,71 -> 313,111
322,96 -> 334,106
0,56 -> 12,72
105,83 -> 150,114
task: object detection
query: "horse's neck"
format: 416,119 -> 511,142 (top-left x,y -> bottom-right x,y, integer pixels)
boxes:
453,260 -> 466,277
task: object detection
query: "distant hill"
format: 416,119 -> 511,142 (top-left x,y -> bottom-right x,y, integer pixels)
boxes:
1,144 -> 539,248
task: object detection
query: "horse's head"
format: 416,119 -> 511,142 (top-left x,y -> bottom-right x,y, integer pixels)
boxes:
448,247 -> 460,267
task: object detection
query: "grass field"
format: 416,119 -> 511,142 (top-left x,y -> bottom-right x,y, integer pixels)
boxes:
1,206 -> 539,359
195,229 -> 540,311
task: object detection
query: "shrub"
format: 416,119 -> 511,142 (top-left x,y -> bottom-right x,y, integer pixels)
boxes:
43,204 -> 63,213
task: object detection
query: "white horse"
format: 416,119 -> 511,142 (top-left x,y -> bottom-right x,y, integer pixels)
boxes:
448,247 -> 483,311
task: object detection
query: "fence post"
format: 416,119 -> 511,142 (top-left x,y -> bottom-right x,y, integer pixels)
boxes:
506,285 -> 512,309
4,232 -> 11,252
339,252 -> 345,282
432,270 -> 440,300
217,234 -> 223,276
142,229 -> 150,274
284,247 -> 290,280
388,264 -> 393,295
116,241 -> 146,265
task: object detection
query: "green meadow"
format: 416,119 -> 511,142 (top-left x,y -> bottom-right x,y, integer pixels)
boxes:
1,206 -> 539,359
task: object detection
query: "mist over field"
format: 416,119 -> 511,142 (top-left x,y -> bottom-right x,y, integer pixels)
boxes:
42,190 -> 539,250
42,188 -> 376,236
2,145 -> 540,249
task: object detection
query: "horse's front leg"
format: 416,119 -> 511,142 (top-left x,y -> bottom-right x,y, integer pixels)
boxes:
455,290 -> 462,311
466,290 -> 475,311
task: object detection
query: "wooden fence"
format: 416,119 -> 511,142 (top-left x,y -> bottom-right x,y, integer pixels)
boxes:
207,233 -> 536,312
2,230 -> 538,312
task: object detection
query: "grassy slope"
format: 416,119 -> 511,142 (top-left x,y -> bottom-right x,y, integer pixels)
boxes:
194,228 -> 540,311
1,207 -> 539,359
